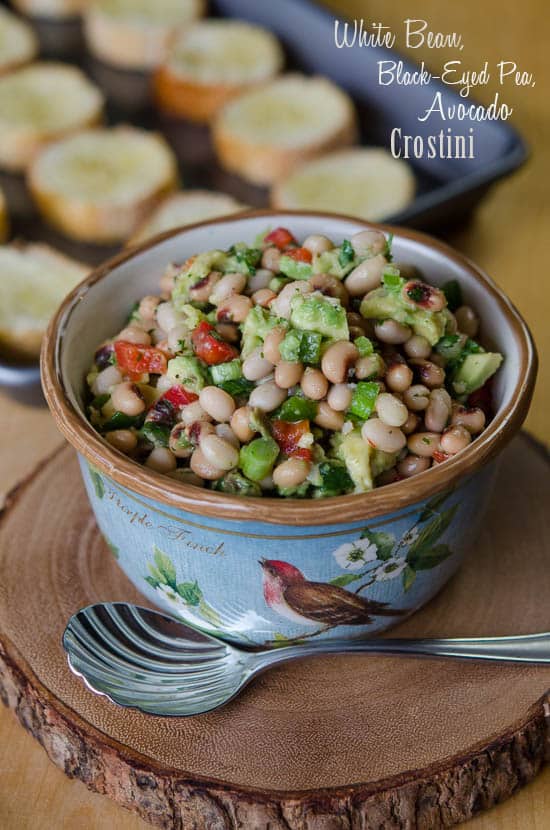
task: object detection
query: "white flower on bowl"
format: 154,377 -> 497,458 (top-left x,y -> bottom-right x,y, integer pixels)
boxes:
373,557 -> 407,582
333,538 -> 378,570
402,527 -> 420,546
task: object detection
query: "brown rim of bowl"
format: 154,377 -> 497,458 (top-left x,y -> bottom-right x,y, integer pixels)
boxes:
41,209 -> 537,526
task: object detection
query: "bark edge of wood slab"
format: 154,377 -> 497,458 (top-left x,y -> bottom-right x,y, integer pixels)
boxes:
0,437 -> 549,829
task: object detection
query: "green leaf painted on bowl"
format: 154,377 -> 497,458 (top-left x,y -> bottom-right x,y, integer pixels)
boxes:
407,505 -> 458,559
153,546 -> 177,589
359,528 -> 395,561
402,564 -> 417,592
330,573 -> 364,588
87,463 -> 104,500
177,580 -> 202,606
408,543 -> 453,572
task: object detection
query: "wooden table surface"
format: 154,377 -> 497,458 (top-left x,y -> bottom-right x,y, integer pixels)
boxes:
1,0 -> 548,827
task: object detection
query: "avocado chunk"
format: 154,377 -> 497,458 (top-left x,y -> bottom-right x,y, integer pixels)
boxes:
240,306 -> 288,359
166,355 -> 207,392
337,429 -> 374,492
452,352 -> 503,396
290,292 -> 349,341
313,245 -> 358,279
360,287 -> 446,346
172,250 -> 229,307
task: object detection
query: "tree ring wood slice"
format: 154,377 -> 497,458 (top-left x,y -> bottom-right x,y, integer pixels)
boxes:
0,436 -> 549,829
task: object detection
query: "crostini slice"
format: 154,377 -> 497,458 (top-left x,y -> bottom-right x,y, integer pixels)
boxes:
272,147 -> 416,221
129,190 -> 248,245
0,62 -> 104,172
0,6 -> 38,75
0,187 -> 8,243
212,73 -> 357,186
28,126 -> 179,243
11,0 -> 87,18
84,0 -> 205,70
0,243 -> 88,360
154,19 -> 284,123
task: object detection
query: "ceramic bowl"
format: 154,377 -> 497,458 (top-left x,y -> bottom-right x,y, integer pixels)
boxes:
42,211 -> 536,647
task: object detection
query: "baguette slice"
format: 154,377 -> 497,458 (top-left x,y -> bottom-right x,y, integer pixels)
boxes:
0,188 -> 8,242
11,0 -> 87,18
0,62 -> 104,172
272,148 -> 416,221
212,73 -> 357,186
154,20 -> 283,123
0,243 -> 88,359
0,7 -> 38,74
28,126 -> 179,243
84,0 -> 205,70
129,190 -> 247,245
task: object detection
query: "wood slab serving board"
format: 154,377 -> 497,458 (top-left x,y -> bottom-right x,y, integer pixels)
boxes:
0,436 -> 549,829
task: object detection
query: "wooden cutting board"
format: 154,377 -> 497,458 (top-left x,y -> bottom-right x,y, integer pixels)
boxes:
0,436 -> 549,829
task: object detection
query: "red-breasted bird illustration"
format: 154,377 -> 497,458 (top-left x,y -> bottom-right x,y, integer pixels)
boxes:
259,558 -> 407,629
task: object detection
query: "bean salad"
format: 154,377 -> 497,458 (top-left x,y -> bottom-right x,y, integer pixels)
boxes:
86,226 -> 503,497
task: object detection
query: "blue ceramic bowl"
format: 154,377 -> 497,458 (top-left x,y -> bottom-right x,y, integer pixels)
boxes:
42,211 -> 536,647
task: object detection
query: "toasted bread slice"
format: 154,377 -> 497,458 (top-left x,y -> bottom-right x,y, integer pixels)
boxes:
28,126 -> 179,243
11,0 -> 87,18
272,147 -> 416,221
154,20 -> 283,123
0,62 -> 104,172
129,189 -> 247,245
0,7 -> 38,75
0,188 -> 8,242
212,73 -> 357,186
84,0 -> 205,70
0,243 -> 87,359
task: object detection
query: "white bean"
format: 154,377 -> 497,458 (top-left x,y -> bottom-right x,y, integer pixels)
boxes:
93,365 -> 122,395
327,383 -> 353,411
275,361 -> 304,389
455,305 -> 479,338
303,234 -> 333,255
247,268 -> 273,294
215,423 -> 240,448
345,254 -> 386,296
230,406 -> 255,442
374,319 -> 412,344
440,425 -> 472,455
375,393 -> 409,427
273,458 -> 310,489
361,418 -> 406,453
242,348 -> 274,381
425,389 -> 452,433
190,448 -> 225,480
116,325 -> 151,346
263,327 -> 287,364
407,432 -> 441,457
199,386 -> 236,422
351,229 -> 387,256
105,429 -> 137,453
155,302 -> 182,333
111,382 -> 145,416
217,294 -> 252,323
314,401 -> 345,431
248,381 -> 287,412
321,341 -> 359,384
209,272 -> 247,305
271,281 -> 311,319
404,335 -> 431,359
403,384 -> 430,411
397,455 -> 431,478
167,323 -> 190,353
145,447 -> 177,473
300,367 -> 329,400
385,362 -> 413,392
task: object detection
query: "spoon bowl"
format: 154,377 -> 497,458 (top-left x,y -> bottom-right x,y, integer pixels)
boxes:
64,602 -> 550,717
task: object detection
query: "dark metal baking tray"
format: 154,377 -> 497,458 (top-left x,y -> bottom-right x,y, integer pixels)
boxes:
0,0 -> 528,405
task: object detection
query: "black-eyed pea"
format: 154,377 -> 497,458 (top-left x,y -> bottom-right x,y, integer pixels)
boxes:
350,229 -> 387,256
440,425 -> 472,455
252,288 -> 277,307
263,327 -> 286,364
385,362 -> 413,392
345,254 -> 386,296
410,359 -> 446,388
93,365 -> 122,395
169,423 -> 193,458
397,454 -> 431,478
248,381 -> 287,412
451,405 -> 486,434
374,319 -> 411,344
209,272 -> 247,305
189,271 -> 221,303
407,432 -> 441,457
455,305 -> 480,337
200,434 -> 239,471
271,281 -> 311,319
215,423 -> 240,448
361,418 -> 406,453
401,412 -> 420,435
403,384 -> 430,411
155,301 -> 182,333
199,386 -> 236,422
217,294 -> 252,324
116,325 -> 151,346
321,341 -> 359,384
303,234 -> 333,255
309,273 -> 349,305
230,406 -> 255,443
145,447 -> 177,473
314,401 -> 345,431
375,392 -> 409,427
404,334 -> 431,359
180,401 -> 212,426
247,268 -> 273,294
105,429 -> 137,453
301,367 -> 329,400
242,348 -> 274,381
216,322 -> 240,343
111,382 -> 145,416
425,388 -> 452,433
275,360 -> 304,389
273,458 -> 311,489
190,448 -> 225,480
261,246 -> 281,272
327,383 -> 353,411
138,295 -> 160,323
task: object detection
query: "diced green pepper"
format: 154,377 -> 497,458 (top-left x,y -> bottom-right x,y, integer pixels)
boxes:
276,396 -> 318,422
213,471 -> 262,497
279,329 -> 323,365
382,267 -> 405,293
102,411 -> 144,432
348,381 -> 379,421
442,279 -> 463,312
217,377 -> 255,397
354,336 -> 374,357
140,422 -> 170,448
338,239 -> 354,267
209,359 -> 242,385
239,437 -> 279,482
279,255 -> 313,280
316,461 -> 354,497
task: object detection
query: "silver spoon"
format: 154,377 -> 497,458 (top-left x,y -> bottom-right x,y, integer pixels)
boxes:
63,602 -> 550,717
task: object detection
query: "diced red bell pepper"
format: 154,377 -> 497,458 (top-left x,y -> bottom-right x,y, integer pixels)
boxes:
433,450 -> 451,464
114,341 -> 168,380
285,246 -> 312,263
271,419 -> 312,461
162,385 -> 198,408
467,379 -> 493,417
191,321 -> 238,366
264,227 -> 296,250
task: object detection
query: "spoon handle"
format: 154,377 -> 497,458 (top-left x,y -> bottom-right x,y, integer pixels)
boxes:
259,632 -> 550,668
